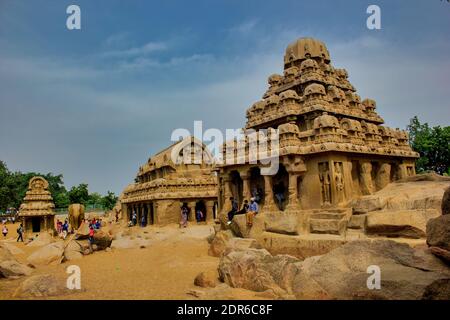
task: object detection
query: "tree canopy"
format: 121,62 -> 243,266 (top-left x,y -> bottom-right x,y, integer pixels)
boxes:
407,116 -> 450,175
0,161 -> 118,212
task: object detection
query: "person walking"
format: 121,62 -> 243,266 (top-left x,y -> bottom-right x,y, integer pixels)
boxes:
180,203 -> 189,228
2,225 -> 8,238
16,223 -> 24,242
246,198 -> 259,227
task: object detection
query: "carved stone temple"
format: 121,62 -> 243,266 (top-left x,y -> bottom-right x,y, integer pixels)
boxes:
216,37 -> 419,235
18,176 -> 56,236
121,137 -> 218,225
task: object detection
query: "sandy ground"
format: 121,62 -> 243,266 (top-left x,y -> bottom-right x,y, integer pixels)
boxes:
0,222 -> 227,300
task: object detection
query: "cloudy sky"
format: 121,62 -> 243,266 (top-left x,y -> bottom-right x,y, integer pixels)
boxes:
0,0 -> 449,195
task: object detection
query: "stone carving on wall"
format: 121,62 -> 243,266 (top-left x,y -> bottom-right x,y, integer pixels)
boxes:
376,163 -> 391,190
334,162 -> 345,203
359,162 -> 373,195
319,162 -> 332,205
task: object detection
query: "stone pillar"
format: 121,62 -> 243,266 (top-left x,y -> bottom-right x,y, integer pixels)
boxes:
263,175 -> 276,211
222,175 -> 233,212
146,203 -> 152,225
44,216 -> 48,232
286,173 -> 299,209
188,201 -> 197,221
205,200 -> 215,222
376,163 -> 391,190
240,170 -> 252,202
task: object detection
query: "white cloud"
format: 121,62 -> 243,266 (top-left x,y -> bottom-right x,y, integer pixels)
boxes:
101,41 -> 168,58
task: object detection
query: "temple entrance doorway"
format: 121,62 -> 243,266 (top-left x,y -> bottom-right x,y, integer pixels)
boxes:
195,200 -> 207,222
273,164 -> 289,211
31,217 -> 41,232
230,170 -> 243,206
249,167 -> 265,205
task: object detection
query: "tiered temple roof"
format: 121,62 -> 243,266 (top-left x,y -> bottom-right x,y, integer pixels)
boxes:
18,176 -> 55,217
222,37 -> 418,161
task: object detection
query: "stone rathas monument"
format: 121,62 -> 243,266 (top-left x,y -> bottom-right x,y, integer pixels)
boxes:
122,137 -> 218,225
216,37 -> 419,236
18,176 -> 56,236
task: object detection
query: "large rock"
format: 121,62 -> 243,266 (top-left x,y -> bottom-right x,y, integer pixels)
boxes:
259,232 -> 347,260
194,271 -> 218,288
208,230 -> 234,257
0,244 -> 14,262
230,213 -> 265,238
352,177 -> 450,213
427,215 -> 450,251
442,186 -> 450,215
366,210 -> 439,239
75,223 -> 90,240
0,260 -> 33,278
27,242 -> 64,266
292,240 -> 450,300
26,232 -> 54,247
0,244 -> 32,278
13,274 -> 70,298
217,239 -> 450,300
1,243 -> 25,255
218,248 -> 300,298
64,241 -> 84,261
93,230 -> 113,250
422,279 -> 450,300
264,212 -> 299,235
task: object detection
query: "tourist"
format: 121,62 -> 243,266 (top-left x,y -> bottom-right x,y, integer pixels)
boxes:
62,220 -> 69,239
16,223 -> 24,242
132,211 -> 137,226
274,182 -> 285,209
180,203 -> 189,228
238,199 -> 249,215
252,187 -> 262,203
195,208 -> 204,223
2,224 -> 8,238
95,219 -> 101,229
141,215 -> 146,227
56,219 -> 62,235
246,198 -> 259,227
227,197 -> 239,223
88,225 -> 95,253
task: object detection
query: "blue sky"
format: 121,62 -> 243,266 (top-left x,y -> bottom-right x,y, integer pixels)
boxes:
0,0 -> 449,195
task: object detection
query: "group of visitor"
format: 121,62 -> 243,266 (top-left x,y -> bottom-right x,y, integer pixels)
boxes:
56,219 -> 69,239
227,196 -> 259,227
1,216 -> 16,224
179,203 -> 207,228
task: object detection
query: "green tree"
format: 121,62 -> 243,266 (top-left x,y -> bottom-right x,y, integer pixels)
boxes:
101,191 -> 118,211
87,192 -> 103,208
407,116 -> 450,175
68,183 -> 89,205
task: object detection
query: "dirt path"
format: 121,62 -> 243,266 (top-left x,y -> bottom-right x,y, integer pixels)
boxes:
0,223 -> 222,300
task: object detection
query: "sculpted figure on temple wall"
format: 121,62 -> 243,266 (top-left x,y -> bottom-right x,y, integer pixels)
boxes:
376,163 -> 391,190
319,162 -> 332,205
359,162 -> 373,195
334,162 -> 345,203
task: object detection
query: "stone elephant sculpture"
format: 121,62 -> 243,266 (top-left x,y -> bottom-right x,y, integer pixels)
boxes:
68,203 -> 85,231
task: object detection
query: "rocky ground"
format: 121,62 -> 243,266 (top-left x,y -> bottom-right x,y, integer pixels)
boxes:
1,176 -> 449,300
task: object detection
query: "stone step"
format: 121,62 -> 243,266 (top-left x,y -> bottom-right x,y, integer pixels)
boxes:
309,218 -> 347,235
310,212 -> 346,220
